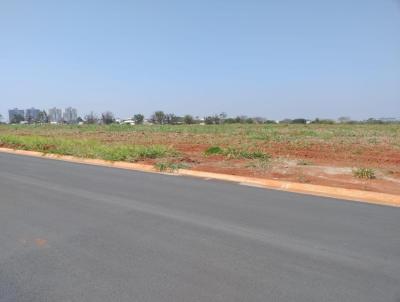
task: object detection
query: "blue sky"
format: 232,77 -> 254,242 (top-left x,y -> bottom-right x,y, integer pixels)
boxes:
1,0 -> 399,120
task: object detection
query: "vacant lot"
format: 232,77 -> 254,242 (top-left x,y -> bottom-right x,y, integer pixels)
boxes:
1,124 -> 399,194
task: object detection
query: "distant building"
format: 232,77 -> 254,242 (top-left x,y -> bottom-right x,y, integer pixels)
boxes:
25,107 -> 41,122
8,108 -> 25,123
48,107 -> 63,123
120,119 -> 135,125
63,107 -> 78,124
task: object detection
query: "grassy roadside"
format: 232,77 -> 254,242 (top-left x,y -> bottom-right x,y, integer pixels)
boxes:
0,134 -> 176,162
1,124 -> 400,195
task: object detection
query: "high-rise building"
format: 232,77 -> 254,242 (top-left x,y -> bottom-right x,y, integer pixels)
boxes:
48,107 -> 63,123
8,108 -> 25,123
63,107 -> 78,124
25,107 -> 41,122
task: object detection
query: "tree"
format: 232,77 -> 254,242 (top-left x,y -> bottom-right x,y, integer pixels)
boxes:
101,111 -> 115,125
183,114 -> 194,124
223,118 -> 236,124
338,116 -> 351,123
151,111 -> 166,124
85,112 -> 98,124
291,118 -> 307,124
218,112 -> 227,124
37,111 -> 49,123
133,114 -> 144,125
165,113 -> 180,124
204,116 -> 214,125
279,119 -> 292,124
0,114 -> 3,123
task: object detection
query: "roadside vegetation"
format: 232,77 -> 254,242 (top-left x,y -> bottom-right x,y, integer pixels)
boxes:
0,134 -> 176,162
353,168 -> 376,179
0,123 -> 399,194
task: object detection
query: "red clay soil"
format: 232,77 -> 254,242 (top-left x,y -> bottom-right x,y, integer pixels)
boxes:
163,142 -> 400,195
260,142 -> 400,169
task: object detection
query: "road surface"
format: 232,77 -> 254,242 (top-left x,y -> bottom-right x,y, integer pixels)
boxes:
0,152 -> 399,302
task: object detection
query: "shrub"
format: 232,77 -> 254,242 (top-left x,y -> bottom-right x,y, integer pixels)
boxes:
204,146 -> 224,155
353,168 -> 375,179
154,161 -> 188,172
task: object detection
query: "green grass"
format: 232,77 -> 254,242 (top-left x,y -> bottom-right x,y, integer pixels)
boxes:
204,146 -> 224,155
353,167 -> 376,179
1,123 -> 399,145
0,134 -> 175,162
205,145 -> 270,161
154,161 -> 189,172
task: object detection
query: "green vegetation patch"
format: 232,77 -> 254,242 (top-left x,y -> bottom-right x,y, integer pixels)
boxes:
154,161 -> 189,172
204,145 -> 270,161
204,146 -> 224,155
0,134 -> 175,162
352,167 -> 376,179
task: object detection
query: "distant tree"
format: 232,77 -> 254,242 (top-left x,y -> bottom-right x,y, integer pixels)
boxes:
0,114 -> 3,123
77,116 -> 84,123
101,111 -> 115,124
37,111 -> 49,123
183,114 -> 194,124
133,114 -> 144,125
218,112 -> 227,124
10,114 -> 24,124
291,118 -> 307,124
312,118 -> 335,124
338,116 -> 351,123
279,119 -> 292,124
85,112 -> 98,124
245,118 -> 255,124
253,117 -> 266,124
223,118 -> 236,124
365,118 -> 383,124
204,115 -> 221,125
165,113 -> 180,124
151,111 -> 166,124
204,116 -> 214,125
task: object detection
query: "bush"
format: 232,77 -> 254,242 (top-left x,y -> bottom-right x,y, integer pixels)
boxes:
204,146 -> 224,155
154,161 -> 188,172
353,168 -> 375,179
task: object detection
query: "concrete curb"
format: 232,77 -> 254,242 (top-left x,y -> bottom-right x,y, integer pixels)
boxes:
0,147 -> 399,207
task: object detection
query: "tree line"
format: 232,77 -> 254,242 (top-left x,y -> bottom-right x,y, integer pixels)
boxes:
1,111 -> 398,125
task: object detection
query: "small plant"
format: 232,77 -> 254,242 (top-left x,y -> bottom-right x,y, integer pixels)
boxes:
154,162 -> 169,172
224,148 -> 270,161
204,146 -> 223,155
353,168 -> 375,179
154,161 -> 188,172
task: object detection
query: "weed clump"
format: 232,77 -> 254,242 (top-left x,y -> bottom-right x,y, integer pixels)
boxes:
154,161 -> 188,172
204,146 -> 270,161
204,146 -> 224,155
353,168 -> 375,179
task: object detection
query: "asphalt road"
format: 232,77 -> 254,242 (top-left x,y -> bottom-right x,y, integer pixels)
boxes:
0,152 -> 399,302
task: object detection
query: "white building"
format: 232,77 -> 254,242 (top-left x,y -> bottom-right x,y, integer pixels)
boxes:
63,107 -> 78,124
48,107 -> 63,123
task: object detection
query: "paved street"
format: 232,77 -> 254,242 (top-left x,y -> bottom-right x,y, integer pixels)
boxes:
0,152 -> 399,302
